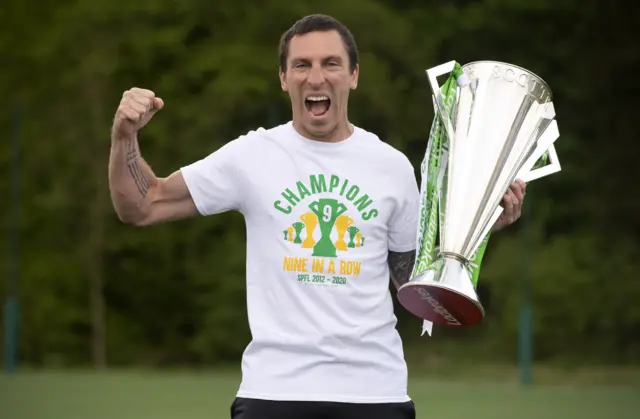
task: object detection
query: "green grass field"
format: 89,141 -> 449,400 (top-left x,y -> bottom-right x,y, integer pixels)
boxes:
1,370 -> 638,419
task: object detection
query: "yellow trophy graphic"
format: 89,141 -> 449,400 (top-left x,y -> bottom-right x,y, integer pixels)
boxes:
287,226 -> 294,242
300,212 -> 318,249
355,232 -> 363,247
334,215 -> 354,251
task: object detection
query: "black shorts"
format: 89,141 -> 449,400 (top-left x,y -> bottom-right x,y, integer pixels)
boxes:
230,397 -> 416,419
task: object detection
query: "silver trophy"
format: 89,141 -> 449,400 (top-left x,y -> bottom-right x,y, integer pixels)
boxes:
397,60 -> 561,328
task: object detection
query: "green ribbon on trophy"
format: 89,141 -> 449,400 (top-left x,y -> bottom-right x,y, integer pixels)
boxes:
411,62 -> 485,287
412,62 -> 549,290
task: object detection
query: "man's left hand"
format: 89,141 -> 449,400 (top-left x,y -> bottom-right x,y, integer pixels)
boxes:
493,179 -> 526,232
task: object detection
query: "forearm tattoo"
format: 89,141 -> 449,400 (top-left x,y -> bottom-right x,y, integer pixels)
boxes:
126,139 -> 149,197
388,250 -> 416,289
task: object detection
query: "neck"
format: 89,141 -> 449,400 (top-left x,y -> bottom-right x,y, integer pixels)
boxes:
292,118 -> 353,143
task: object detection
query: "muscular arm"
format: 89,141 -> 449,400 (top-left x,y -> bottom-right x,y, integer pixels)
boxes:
108,134 -> 198,226
388,250 -> 416,290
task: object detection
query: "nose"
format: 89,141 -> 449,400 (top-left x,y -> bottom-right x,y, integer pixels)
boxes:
307,64 -> 326,87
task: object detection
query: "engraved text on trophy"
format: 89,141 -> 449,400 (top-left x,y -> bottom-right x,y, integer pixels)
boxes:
490,64 -> 551,103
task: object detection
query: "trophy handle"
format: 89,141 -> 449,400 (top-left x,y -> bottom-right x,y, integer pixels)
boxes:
518,119 -> 562,183
425,61 -> 459,141
335,203 -> 348,218
308,201 -> 320,215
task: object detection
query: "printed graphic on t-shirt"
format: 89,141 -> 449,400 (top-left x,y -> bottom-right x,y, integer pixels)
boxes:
273,174 -> 378,287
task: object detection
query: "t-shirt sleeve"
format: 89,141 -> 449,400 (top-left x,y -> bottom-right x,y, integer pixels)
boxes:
387,157 -> 420,252
180,137 -> 247,216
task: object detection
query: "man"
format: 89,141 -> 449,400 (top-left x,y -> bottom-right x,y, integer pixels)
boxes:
109,14 -> 526,419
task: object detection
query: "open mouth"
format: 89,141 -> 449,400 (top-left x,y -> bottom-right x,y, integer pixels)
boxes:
305,95 -> 331,118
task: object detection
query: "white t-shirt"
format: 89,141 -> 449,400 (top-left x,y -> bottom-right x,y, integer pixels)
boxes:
181,122 -> 419,404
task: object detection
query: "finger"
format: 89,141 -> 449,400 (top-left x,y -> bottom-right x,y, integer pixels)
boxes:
123,90 -> 154,110
126,100 -> 147,115
509,187 -> 521,219
502,191 -> 514,222
152,97 -> 164,111
121,93 -> 148,110
508,187 -> 523,221
511,182 -> 524,205
122,108 -> 141,122
509,189 -> 520,222
131,95 -> 154,112
129,88 -> 156,98
511,192 -> 522,220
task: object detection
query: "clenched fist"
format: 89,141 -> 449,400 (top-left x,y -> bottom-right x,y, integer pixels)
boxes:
112,88 -> 164,139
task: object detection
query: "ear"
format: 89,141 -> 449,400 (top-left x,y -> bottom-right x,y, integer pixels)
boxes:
279,67 -> 288,91
350,64 -> 359,90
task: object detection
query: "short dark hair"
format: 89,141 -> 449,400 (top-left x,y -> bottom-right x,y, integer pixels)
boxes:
279,14 -> 359,73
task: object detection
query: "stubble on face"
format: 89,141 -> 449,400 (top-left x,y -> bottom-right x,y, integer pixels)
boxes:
280,30 -> 358,143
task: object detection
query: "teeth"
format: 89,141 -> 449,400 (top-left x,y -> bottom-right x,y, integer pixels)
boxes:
306,96 -> 329,101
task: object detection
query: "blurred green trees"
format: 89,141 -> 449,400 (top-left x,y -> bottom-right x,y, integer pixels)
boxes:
0,0 -> 637,368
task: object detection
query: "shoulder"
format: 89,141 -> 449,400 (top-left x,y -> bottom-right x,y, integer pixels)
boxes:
353,125 -> 415,176
215,123 -> 290,153
230,124 -> 291,147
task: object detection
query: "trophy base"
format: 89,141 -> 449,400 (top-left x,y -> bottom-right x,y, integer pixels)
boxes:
397,282 -> 484,326
397,257 -> 485,327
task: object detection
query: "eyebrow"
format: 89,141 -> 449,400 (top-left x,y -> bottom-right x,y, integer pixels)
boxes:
290,55 -> 344,65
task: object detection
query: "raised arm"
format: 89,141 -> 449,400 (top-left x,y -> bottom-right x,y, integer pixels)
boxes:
109,88 -> 198,227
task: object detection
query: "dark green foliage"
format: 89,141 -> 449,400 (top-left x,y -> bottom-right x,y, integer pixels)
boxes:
0,0 -> 637,367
